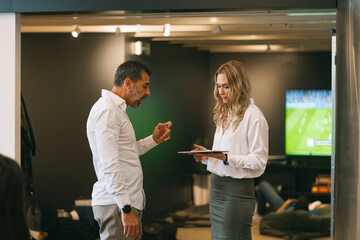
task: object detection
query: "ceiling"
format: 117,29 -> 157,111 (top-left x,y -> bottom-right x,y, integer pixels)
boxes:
21,9 -> 336,53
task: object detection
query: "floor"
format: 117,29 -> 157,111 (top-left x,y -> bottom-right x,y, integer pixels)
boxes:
173,205 -> 330,240
176,216 -> 331,240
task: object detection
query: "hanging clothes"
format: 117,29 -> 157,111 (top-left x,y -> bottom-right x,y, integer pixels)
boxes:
21,93 -> 37,196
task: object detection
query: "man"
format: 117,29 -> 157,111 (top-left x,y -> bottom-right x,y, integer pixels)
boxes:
256,181 -> 330,239
256,181 -> 309,216
87,60 -> 172,240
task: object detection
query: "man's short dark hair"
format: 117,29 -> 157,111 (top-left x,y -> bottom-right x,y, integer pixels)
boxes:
294,195 -> 309,211
114,60 -> 151,86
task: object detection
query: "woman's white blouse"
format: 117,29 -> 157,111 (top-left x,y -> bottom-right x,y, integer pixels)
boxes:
204,98 -> 269,179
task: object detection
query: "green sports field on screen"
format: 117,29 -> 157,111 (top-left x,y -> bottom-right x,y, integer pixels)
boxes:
285,90 -> 332,156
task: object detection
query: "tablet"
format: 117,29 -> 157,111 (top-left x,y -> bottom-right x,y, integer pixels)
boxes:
177,150 -> 228,154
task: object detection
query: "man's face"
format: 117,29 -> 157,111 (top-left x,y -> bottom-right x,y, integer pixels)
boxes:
128,71 -> 150,108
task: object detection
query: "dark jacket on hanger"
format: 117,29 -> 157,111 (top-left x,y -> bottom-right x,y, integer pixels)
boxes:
21,94 -> 36,196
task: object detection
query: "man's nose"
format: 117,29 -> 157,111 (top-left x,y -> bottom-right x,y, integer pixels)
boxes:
146,88 -> 150,96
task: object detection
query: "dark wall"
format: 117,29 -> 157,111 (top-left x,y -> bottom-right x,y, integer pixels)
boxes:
209,52 -> 332,155
21,32 -> 331,226
125,41 -> 211,219
21,33 -> 210,225
2,0 -> 336,13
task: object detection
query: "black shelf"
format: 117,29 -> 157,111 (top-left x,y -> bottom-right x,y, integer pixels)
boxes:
279,191 -> 330,203
266,163 -> 330,170
257,156 -> 331,203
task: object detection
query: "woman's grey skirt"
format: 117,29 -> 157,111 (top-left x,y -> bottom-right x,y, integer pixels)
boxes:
210,173 -> 255,240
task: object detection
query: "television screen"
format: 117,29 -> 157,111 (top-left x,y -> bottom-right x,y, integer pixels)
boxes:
285,89 -> 332,156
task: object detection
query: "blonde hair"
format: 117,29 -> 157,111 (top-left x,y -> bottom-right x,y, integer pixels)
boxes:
213,60 -> 251,130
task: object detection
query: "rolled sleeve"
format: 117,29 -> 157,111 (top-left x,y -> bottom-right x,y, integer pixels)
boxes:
136,135 -> 158,156
227,115 -> 268,172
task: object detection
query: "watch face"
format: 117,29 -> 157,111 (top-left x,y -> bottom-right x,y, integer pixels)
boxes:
122,205 -> 132,213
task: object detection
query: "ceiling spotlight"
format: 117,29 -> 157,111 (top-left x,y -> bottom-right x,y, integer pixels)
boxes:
212,25 -> 222,34
210,17 -> 218,23
133,41 -> 151,56
71,27 -> 80,38
135,41 -> 142,55
163,24 -> 171,37
115,26 -> 121,35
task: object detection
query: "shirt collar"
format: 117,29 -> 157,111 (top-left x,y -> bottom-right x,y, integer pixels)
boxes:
101,89 -> 127,112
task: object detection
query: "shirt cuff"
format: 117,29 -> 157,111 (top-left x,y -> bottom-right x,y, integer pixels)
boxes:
227,154 -> 242,167
114,194 -> 131,209
147,134 -> 159,148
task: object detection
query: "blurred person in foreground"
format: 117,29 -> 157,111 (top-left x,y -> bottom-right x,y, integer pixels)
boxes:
0,154 -> 30,240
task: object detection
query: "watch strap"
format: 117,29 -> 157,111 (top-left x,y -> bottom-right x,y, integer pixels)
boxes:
223,153 -> 229,166
122,205 -> 132,214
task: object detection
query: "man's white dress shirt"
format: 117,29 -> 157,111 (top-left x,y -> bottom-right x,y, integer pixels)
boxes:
87,90 -> 158,210
204,98 -> 269,179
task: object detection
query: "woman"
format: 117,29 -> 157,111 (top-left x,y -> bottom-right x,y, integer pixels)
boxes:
0,154 -> 30,240
193,60 -> 268,240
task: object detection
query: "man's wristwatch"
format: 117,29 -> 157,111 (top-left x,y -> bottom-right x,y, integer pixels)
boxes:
223,153 -> 229,166
122,205 -> 132,214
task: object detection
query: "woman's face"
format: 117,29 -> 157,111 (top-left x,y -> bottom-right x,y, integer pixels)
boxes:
216,73 -> 230,103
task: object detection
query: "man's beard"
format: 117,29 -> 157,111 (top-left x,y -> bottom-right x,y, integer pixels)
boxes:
130,87 -> 144,108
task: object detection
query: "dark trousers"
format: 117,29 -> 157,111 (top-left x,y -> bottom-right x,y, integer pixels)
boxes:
256,181 -> 284,216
